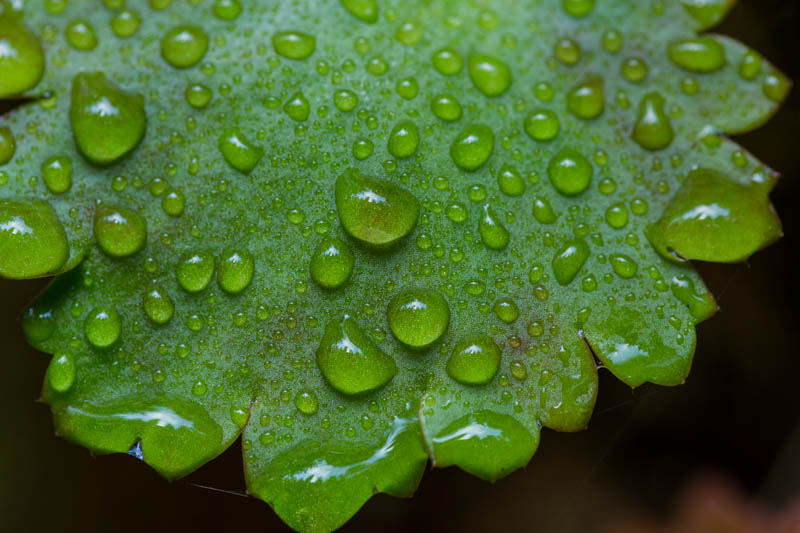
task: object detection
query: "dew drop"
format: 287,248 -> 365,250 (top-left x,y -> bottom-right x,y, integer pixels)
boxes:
738,50 -> 762,80
316,315 -> 397,395
670,275 -> 717,320
552,239 -> 590,286
532,196 -> 557,224
85,305 -> 122,348
41,156 -> 72,195
431,94 -> 462,122
0,9 -> 45,97
446,336 -> 501,386
333,89 -> 358,112
468,53 -> 512,97
340,0 -> 378,23
218,128 -> 263,174
450,124 -> 494,171
185,84 -> 212,108
667,37 -> 726,73
110,9 -> 141,38
309,236 -> 354,289
93,203 -> 146,258
387,119 -> 420,159
567,77 -> 604,120
554,38 -> 581,66
548,148 -> 592,196
497,164 -> 526,197
395,77 -> 419,100
610,254 -> 638,278
631,92 -> 674,152
161,26 -> 209,68
432,47 -> 463,75
70,73 -> 146,165
524,109 -> 560,141
562,0 -> 594,17
335,168 -> 419,247
602,29 -> 623,53
621,57 -> 649,82
0,127 -> 14,165
387,288 -> 450,349
161,189 -> 185,217
66,19 -> 98,50
176,251 -> 215,293
283,91 -> 310,122
143,286 -> 175,325
0,198 -> 69,278
493,298 -> 519,323
605,203 -> 629,229
478,204 -> 510,250
273,30 -> 315,60
217,249 -> 254,294
47,352 -> 76,393
213,0 -> 242,21
763,73 -> 790,103
294,389 -> 319,415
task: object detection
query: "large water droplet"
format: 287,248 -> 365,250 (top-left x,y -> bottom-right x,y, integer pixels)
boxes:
340,0 -> 378,23
567,77 -> 604,120
335,168 -> 419,247
143,286 -> 175,325
217,249 -> 254,294
552,239 -> 590,286
316,315 -> 397,395
632,92 -> 674,151
160,25 -> 209,68
446,336 -> 501,386
0,9 -> 45,97
47,352 -> 76,393
70,73 -> 146,165
478,204 -> 510,250
387,288 -> 449,349
294,389 -> 319,415
85,305 -> 122,348
309,236 -> 354,289
450,124 -> 494,171
468,53 -> 512,97
0,198 -> 69,278
177,251 -> 215,293
670,275 -> 717,321
218,128 -> 263,174
273,30 -> 315,60
667,37 -> 726,73
283,91 -> 310,122
548,148 -> 592,196
387,119 -> 419,159
93,203 -> 146,257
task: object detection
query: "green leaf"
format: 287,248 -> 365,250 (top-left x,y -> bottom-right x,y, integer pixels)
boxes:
0,0 -> 788,530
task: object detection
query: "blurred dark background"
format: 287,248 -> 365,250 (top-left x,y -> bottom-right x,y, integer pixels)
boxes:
2,1 -> 799,531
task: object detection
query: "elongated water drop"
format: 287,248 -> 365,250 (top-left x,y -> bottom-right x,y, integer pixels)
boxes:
450,124 -> 494,171
316,315 -> 397,395
41,156 -> 72,194
0,127 -> 14,165
273,30 -> 315,60
478,204 -> 509,250
335,168 -> 419,247
0,9 -> 45,97
387,288 -> 450,349
548,148 -> 592,196
85,305 -> 122,348
161,26 -> 209,68
497,165 -> 526,197
340,0 -> 378,24
93,203 -> 146,257
143,286 -> 175,325
670,275 -> 717,321
667,37 -> 726,73
70,73 -> 146,165
567,77 -> 604,120
294,390 -> 319,415
217,249 -> 254,294
218,128 -> 263,174
468,53 -> 512,97
632,92 -> 674,151
47,352 -> 76,393
610,254 -> 638,278
532,196 -> 557,224
552,239 -> 590,286
387,119 -> 420,159
177,251 -> 215,292
562,0 -> 594,17
0,198 -> 69,278
309,236 -> 354,289
446,336 -> 501,386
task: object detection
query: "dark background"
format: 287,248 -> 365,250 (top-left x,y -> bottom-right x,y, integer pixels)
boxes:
1,1 -> 799,531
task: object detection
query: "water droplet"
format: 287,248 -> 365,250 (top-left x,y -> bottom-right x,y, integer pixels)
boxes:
497,164 -> 526,197
432,47 -> 463,75
273,30 -> 315,60
763,73 -> 790,102
478,204 -> 510,250
0,127 -> 14,165
395,77 -> 419,100
632,92 -> 674,151
47,352 -> 76,393
532,196 -> 557,224
602,29 -> 623,53
468,53 -> 512,97
110,9 -> 141,37
493,298 -> 519,323
41,156 -> 72,195
548,148 -> 592,196
309,236 -> 354,289
605,203 -> 629,229
333,89 -> 358,112
610,254 -> 638,278
93,203 -> 146,257
446,336 -> 501,386
567,77 -> 604,120
161,189 -> 185,217
352,139 -> 374,160
218,128 -> 263,174
739,50 -> 762,80
524,109 -> 560,141
395,19 -> 423,46
66,19 -> 98,50
562,0 -> 594,17
192,381 -> 208,396
217,249 -> 254,294
387,288 -> 450,349
0,9 -> 45,97
85,305 -> 122,348
0,198 -> 68,278
70,73 -> 146,165
450,124 -> 494,171
283,91 -> 310,122
668,37 -> 726,73
161,25 -> 209,68
185,83 -> 212,108
340,0 -> 378,23
335,168 -> 419,247
387,120 -> 419,159
316,315 -> 397,395
621,57 -> 649,82
670,275 -> 717,320
552,239 -> 590,285
554,38 -> 581,66
143,286 -> 175,325
177,251 -> 215,292
431,94 -> 462,122
213,0 -> 242,20
294,389 -> 319,415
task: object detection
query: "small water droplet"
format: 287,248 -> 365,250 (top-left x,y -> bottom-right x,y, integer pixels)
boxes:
610,254 -> 638,278
41,156 -> 72,194
213,0 -> 242,20
283,91 -> 310,122
567,77 -> 604,120
340,0 -> 378,23
532,196 -> 557,224
110,9 -> 141,37
294,389 -> 319,415
161,25 -> 209,68
93,203 -> 147,257
185,83 -> 212,108
66,19 -> 98,50
309,236 -> 354,289
0,127 -> 14,165
493,297 -> 519,323
387,119 -> 420,159
177,251 -> 215,293
524,109 -> 560,141
562,0 -> 594,17
497,164 -> 526,197
85,305 -> 122,348
554,37 -> 581,66
431,94 -> 462,122
0,9 -> 45,97
432,47 -> 463,75
333,89 -> 358,112
273,30 -> 315,60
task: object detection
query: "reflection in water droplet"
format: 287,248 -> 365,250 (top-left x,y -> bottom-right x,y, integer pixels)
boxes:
387,120 -> 420,159
93,203 -> 146,258
143,286 -> 175,325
